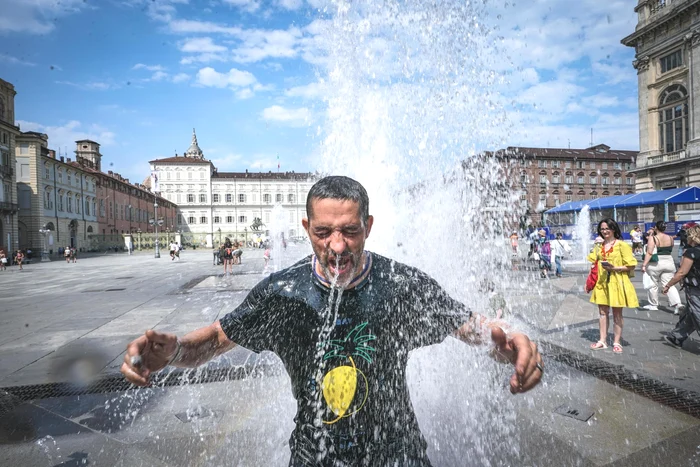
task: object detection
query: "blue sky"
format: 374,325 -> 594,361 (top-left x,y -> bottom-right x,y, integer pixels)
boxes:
0,0 -> 639,184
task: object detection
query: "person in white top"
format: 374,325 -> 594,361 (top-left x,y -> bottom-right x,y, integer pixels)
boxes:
630,227 -> 643,256
551,232 -> 571,277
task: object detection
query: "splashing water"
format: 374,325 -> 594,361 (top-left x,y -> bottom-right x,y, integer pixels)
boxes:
575,205 -> 593,260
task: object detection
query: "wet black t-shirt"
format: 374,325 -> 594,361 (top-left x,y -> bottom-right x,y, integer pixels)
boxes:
682,246 -> 700,289
219,252 -> 471,466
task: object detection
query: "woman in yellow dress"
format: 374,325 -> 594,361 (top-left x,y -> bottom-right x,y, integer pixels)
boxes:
587,218 -> 639,353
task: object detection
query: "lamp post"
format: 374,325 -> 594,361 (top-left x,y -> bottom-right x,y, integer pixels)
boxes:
244,226 -> 248,247
217,227 -> 221,246
39,226 -> 51,262
128,204 -> 132,233
150,200 -> 162,258
137,228 -> 142,251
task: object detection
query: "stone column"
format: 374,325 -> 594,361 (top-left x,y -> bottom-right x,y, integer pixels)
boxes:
633,56 -> 652,166
685,29 -> 700,157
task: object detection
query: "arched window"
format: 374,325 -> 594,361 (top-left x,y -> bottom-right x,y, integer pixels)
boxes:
87,225 -> 93,233
658,84 -> 689,154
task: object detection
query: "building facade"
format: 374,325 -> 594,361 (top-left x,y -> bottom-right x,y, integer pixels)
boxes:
495,145 -> 638,224
150,130 -> 314,247
15,132 -> 99,254
0,78 -> 20,254
622,0 -> 700,192
71,140 -> 177,248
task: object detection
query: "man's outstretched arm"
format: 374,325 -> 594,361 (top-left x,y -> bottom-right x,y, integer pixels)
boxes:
121,321 -> 236,387
455,317 -> 543,394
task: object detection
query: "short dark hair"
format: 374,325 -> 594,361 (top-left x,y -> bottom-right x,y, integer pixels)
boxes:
555,232 -> 563,238
597,218 -> 622,239
306,176 -> 370,224
655,220 -> 667,232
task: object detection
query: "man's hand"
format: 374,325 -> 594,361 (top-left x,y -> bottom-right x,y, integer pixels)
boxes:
491,327 -> 543,394
121,330 -> 178,387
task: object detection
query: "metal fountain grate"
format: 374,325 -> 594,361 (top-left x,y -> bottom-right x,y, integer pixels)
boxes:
0,363 -> 281,402
542,342 -> 700,419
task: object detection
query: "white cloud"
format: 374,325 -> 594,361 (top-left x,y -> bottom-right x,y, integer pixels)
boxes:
168,19 -> 242,35
17,120 -> 117,150
132,63 -> 166,71
278,0 -> 303,10
56,81 -> 115,91
150,71 -> 169,81
285,81 -> 325,99
0,0 -> 87,35
261,105 -> 311,127
211,152 -> 244,170
172,73 -> 190,83
196,67 -> 258,88
0,53 -> 37,66
232,27 -> 302,63
179,37 -> 227,53
180,53 -> 228,65
222,0 -> 261,13
236,88 -> 254,99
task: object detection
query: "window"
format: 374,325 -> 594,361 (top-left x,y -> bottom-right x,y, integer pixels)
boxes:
213,193 -> 220,203
565,175 -> 573,184
576,161 -> 585,169
238,193 -> 246,203
19,143 -> 29,155
565,161 -> 571,168
239,215 -> 247,223
288,193 -> 295,203
554,197 -> 560,206
289,211 -> 295,222
200,216 -> 207,224
67,172 -> 71,184
590,176 -> 597,185
58,195 -> 64,211
44,190 -> 53,209
76,197 -> 81,214
177,214 -> 183,224
200,172 -> 205,179
45,167 -> 50,179
226,193 -> 232,203
614,177 -> 621,185
176,172 -> 181,180
519,173 -> 527,183
539,175 -> 547,184
537,160 -> 546,168
658,84 -> 689,154
660,50 -> 682,73
276,193 -> 283,203
552,174 -> 560,184
627,177 -> 633,185
214,216 -> 221,223
613,162 -> 622,170
226,215 -> 233,223
577,175 -> 584,184
552,161 -> 560,168
602,177 -> 609,185
199,194 -> 207,203
187,194 -> 195,203
58,170 -> 63,182
602,162 -> 608,169
188,216 -> 196,224
85,200 -> 90,215
565,193 -> 572,202
263,194 -> 271,203
188,172 -> 193,180
520,192 -> 527,200
625,162 -> 632,170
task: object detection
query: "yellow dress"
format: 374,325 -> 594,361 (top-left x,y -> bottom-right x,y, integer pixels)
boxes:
587,241 -> 639,308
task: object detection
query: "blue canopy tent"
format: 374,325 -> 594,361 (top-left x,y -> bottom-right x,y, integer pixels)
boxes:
613,186 -> 700,221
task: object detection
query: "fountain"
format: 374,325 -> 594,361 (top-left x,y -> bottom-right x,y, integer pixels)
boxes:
562,205 -> 594,273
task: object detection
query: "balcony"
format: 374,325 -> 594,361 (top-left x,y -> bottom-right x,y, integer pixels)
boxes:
0,165 -> 12,178
645,149 -> 687,167
0,201 -> 18,213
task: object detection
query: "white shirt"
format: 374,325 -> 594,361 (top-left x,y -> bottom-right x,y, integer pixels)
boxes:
551,239 -> 571,258
631,230 -> 641,242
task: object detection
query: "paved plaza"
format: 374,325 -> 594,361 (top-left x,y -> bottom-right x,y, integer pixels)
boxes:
0,246 -> 699,466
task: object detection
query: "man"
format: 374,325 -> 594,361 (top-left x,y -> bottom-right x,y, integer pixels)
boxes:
630,226 -> 642,256
551,232 -> 571,277
121,176 -> 543,466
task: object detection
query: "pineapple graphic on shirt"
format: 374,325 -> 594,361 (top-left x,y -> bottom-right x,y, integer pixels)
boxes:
319,322 -> 376,424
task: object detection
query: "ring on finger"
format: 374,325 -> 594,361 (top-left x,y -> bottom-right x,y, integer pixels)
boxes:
535,362 -> 544,373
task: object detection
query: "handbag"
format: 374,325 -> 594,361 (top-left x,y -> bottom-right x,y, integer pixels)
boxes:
642,272 -> 654,290
532,252 -> 540,261
585,245 -> 600,293
650,236 -> 659,263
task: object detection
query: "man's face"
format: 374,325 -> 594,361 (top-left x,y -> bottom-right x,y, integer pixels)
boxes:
302,198 -> 373,288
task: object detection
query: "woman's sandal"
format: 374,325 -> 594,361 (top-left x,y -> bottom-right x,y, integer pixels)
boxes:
612,343 -> 623,353
590,341 -> 608,350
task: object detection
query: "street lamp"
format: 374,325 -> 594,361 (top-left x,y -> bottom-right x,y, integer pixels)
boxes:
217,227 -> 221,246
149,200 -> 163,258
39,226 -> 51,262
128,204 -> 132,233
137,228 -> 142,251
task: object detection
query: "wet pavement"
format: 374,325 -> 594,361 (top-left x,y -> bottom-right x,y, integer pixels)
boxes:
0,245 -> 699,466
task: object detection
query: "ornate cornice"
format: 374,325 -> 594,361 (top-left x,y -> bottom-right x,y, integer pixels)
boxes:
684,29 -> 700,48
633,56 -> 651,73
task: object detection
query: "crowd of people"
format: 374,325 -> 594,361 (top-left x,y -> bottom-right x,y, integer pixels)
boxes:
0,248 -> 29,271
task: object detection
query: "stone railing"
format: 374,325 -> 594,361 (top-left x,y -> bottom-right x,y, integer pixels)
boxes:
645,149 -> 687,167
0,201 -> 18,213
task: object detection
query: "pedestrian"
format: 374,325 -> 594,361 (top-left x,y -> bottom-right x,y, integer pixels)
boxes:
121,175 -> 543,466
535,229 -> 551,279
169,241 -> 177,261
677,222 -> 695,265
0,249 -> 6,271
222,237 -> 233,274
663,224 -> 700,348
232,247 -> 243,265
64,246 -> 71,263
641,221 -> 684,314
509,232 -> 518,256
551,232 -> 571,277
587,218 -> 639,353
174,242 -> 180,261
630,226 -> 643,256
263,247 -> 271,267
15,250 -> 24,271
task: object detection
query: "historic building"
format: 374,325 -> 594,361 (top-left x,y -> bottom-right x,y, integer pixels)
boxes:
622,0 -> 700,192
71,140 -> 177,248
0,78 -> 20,254
150,129 -> 315,247
493,145 -> 638,224
15,132 -> 99,253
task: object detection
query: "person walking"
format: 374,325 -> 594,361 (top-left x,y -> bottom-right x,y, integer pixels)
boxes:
663,224 -> 700,348
169,241 -> 177,261
630,226 -> 643,256
64,246 -> 71,263
15,250 -> 25,271
642,221 -> 684,314
587,218 -> 639,353
222,237 -> 233,274
509,232 -> 519,257
535,229 -> 551,279
551,232 -> 571,277
0,249 -> 6,271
